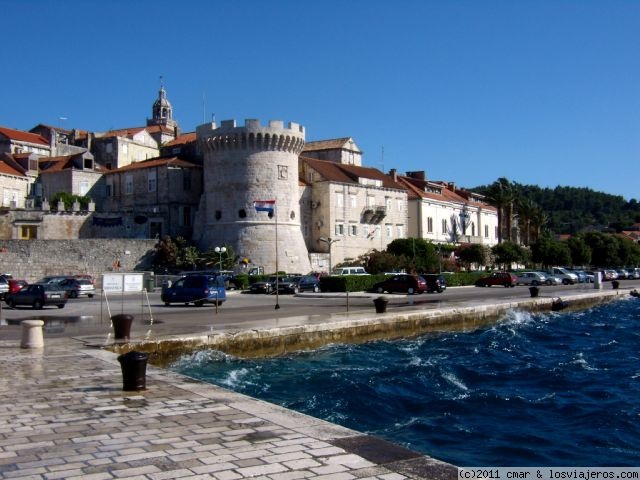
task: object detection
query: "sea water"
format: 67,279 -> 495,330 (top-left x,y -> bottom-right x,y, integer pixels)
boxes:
170,298 -> 640,466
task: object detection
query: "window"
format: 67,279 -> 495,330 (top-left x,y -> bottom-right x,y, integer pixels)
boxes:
148,171 -> 157,192
336,192 -> 344,208
350,195 -> 357,208
125,175 -> 133,195
350,224 -> 358,236
397,225 -> 404,238
183,170 -> 191,191
386,225 -> 392,237
397,199 -> 403,212
19,225 -> 37,239
427,217 -> 433,233
181,206 -> 192,227
79,180 -> 89,196
386,197 -> 392,211
335,223 -> 344,236
367,196 -> 375,207
442,219 -> 448,234
105,184 -> 112,197
485,225 -> 489,238
471,223 -> 475,236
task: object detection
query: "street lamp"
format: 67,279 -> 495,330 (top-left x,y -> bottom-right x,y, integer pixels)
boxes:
318,237 -> 340,274
214,246 -> 226,272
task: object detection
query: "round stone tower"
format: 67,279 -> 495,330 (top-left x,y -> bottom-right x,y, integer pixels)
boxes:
195,119 -> 311,274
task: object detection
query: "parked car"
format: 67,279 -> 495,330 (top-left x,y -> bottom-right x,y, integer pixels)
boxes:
603,269 -> 618,281
8,279 -> 28,294
249,276 -> 281,294
516,271 -> 548,286
626,268 -> 640,279
572,270 -> 594,283
36,275 -> 70,285
475,272 -> 518,288
332,266 -> 369,275
616,269 -> 629,279
372,274 -> 426,294
421,274 -> 447,293
298,275 -> 322,293
0,275 -> 9,299
57,278 -> 96,298
5,283 -> 67,309
277,276 -> 302,294
544,274 -> 563,285
160,274 -> 226,306
548,267 -> 578,285
73,274 -> 95,284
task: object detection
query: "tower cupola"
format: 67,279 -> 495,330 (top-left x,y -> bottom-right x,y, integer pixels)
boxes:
147,77 -> 178,129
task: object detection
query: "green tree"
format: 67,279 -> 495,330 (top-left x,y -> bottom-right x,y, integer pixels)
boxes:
566,236 -> 591,267
491,241 -> 527,269
201,244 -> 237,271
386,238 -> 439,272
530,236 -> 571,267
485,177 -> 516,243
456,243 -> 489,271
153,236 -> 178,273
365,250 -> 406,274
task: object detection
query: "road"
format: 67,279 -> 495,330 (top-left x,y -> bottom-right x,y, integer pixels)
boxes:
1,280 -> 638,342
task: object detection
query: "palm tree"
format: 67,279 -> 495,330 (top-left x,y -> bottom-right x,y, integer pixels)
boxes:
530,206 -> 548,243
517,197 -> 537,246
485,178 -> 516,243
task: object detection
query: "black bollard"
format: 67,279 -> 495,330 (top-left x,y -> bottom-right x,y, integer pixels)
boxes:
117,351 -> 148,391
111,314 -> 134,340
373,297 -> 388,314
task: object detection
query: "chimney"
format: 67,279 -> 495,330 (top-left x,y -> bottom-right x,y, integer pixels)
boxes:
389,168 -> 397,182
447,182 -> 456,192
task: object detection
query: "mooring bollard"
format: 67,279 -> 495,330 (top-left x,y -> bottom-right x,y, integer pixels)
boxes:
21,319 -> 45,349
117,351 -> 149,391
111,314 -> 134,340
373,296 -> 388,314
529,286 -> 540,298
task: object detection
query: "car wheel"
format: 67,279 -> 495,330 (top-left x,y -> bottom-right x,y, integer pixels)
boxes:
562,279 -> 570,285
33,300 -> 43,310
545,280 -> 552,286
377,287 -> 384,293
438,288 -> 443,293
57,304 -> 65,309
313,285 -> 319,293
88,294 -> 94,298
7,299 -> 15,308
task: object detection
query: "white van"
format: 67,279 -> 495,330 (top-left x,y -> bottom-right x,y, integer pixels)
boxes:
332,266 -> 369,275
550,267 -> 578,285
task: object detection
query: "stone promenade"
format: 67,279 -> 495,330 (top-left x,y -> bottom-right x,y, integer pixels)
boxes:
0,336 -> 456,480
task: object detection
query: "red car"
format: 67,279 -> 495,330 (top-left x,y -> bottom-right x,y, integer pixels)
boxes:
372,274 -> 427,294
475,272 -> 518,288
8,279 -> 27,294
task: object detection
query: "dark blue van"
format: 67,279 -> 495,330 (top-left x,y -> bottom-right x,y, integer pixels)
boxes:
161,274 -> 226,307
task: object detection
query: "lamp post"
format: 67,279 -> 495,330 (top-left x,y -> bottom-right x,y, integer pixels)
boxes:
319,237 -> 340,274
214,246 -> 226,272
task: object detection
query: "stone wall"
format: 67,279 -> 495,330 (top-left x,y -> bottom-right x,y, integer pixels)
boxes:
0,239 -> 156,285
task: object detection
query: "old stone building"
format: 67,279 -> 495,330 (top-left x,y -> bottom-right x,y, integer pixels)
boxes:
300,155 -> 408,271
102,156 -> 202,239
38,152 -> 104,202
0,126 -> 50,156
396,171 -> 499,246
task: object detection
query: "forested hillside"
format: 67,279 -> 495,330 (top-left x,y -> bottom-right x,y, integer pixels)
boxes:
472,181 -> 640,235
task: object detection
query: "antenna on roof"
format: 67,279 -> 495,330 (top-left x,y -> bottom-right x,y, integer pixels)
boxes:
159,75 -> 164,89
380,145 -> 385,172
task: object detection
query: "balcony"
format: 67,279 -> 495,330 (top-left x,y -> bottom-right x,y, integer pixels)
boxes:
361,206 -> 386,224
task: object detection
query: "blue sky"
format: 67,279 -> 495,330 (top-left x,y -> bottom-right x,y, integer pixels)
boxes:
2,0 -> 638,200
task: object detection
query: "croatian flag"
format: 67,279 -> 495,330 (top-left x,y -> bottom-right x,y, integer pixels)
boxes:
253,200 -> 275,213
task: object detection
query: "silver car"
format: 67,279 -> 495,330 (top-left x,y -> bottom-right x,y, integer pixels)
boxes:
517,272 -> 547,286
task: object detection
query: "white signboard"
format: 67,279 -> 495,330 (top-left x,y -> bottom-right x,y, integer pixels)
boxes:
102,273 -> 124,293
102,273 -> 145,293
124,274 -> 144,292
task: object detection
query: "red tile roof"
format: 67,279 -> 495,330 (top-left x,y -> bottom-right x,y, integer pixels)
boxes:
301,156 -> 404,190
0,126 -> 49,146
0,154 -> 26,177
104,156 -> 201,174
397,175 -> 497,211
164,132 -> 196,146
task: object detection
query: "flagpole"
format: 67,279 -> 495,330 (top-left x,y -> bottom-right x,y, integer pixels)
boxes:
274,201 -> 280,310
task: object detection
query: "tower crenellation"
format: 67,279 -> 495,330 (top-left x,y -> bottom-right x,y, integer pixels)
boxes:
193,118 -> 311,273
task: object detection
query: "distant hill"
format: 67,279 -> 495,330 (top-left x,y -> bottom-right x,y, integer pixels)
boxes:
471,182 -> 640,235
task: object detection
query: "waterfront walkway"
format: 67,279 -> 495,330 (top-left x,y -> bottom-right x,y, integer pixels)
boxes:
0,286 -> 634,479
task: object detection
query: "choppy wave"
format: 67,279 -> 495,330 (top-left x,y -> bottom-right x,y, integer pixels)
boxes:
171,299 -> 640,467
